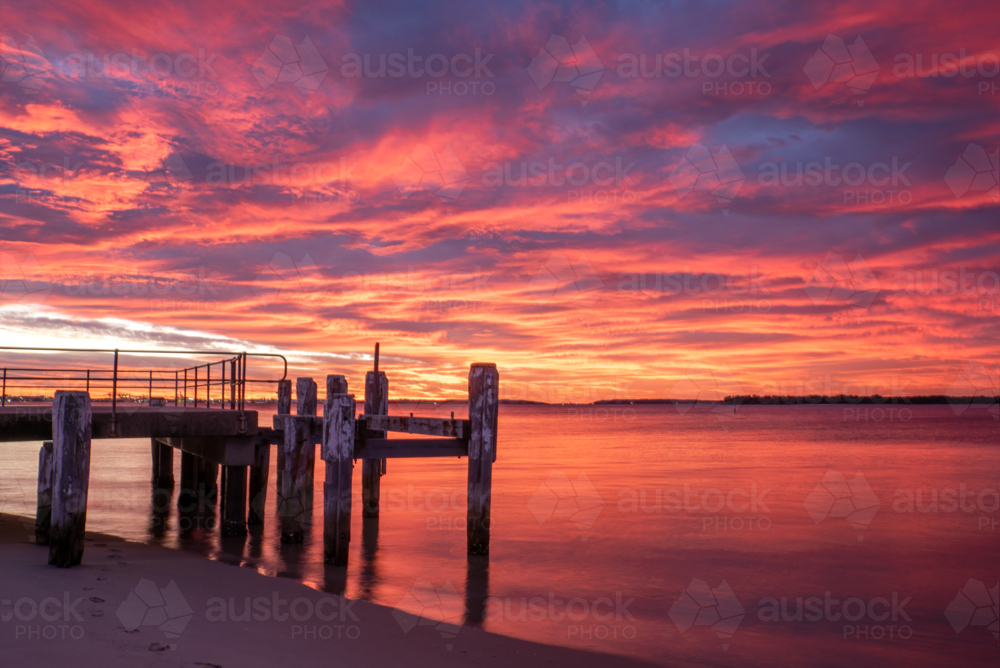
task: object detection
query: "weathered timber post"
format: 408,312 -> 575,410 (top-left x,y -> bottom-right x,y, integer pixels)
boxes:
49,391 -> 92,567
221,464 -> 248,536
150,439 -> 174,489
467,363 -> 498,555
274,378 -> 292,494
199,457 -> 218,505
362,371 -> 387,517
298,377 -> 318,495
323,390 -> 355,565
35,440 -> 54,545
248,439 -> 270,526
178,451 -> 200,513
279,378 -> 316,542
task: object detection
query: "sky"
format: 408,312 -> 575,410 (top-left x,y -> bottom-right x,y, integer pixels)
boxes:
0,0 -> 997,401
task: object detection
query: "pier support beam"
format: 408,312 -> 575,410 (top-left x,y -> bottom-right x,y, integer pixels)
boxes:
151,438 -> 174,489
49,391 -> 92,567
35,440 -> 54,546
279,377 -> 317,543
467,364 -> 498,555
323,387 -> 354,565
362,371 -> 387,518
221,465 -> 248,536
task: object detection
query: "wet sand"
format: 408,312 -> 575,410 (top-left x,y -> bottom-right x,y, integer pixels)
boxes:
0,512 -> 658,668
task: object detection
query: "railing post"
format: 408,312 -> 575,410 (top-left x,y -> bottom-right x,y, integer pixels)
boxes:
111,349 -> 118,436
207,363 -> 211,408
221,360 -> 226,409
230,359 -> 236,410
86,369 -> 90,395
184,369 -> 187,406
2,368 -> 5,406
467,363 -> 498,556
194,365 -> 198,408
174,371 -> 178,407
148,370 -> 152,404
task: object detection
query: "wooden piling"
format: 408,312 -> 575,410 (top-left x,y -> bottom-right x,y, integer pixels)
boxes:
323,392 -> 355,565
467,364 -> 498,555
277,379 -> 292,414
150,439 -> 174,489
199,458 -> 219,505
273,378 -> 292,517
35,440 -> 54,546
221,465 -> 248,536
279,377 -> 317,542
49,391 -> 92,567
362,371 -> 387,518
247,439 -> 270,525
178,450 -> 199,512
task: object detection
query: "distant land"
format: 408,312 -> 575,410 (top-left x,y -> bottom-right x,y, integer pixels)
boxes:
1,395 -> 996,406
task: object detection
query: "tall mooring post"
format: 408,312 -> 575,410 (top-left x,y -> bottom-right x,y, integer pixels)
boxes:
49,391 -> 93,567
362,369 -> 387,517
279,377 -> 317,542
322,374 -> 353,565
467,363 -> 498,555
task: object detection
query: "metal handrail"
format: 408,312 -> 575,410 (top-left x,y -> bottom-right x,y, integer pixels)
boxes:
0,347 -> 288,434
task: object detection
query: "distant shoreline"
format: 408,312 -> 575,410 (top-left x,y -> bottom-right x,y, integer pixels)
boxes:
3,395 -> 996,406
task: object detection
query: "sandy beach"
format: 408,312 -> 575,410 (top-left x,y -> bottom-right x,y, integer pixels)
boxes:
0,512 -> 657,668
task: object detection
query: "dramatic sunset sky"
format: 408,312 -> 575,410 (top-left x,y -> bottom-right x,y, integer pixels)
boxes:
0,0 -> 997,400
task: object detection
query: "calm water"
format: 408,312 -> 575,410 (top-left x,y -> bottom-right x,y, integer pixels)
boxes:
2,403 -> 998,666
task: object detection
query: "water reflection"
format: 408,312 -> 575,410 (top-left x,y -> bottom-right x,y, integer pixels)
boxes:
464,554 -> 490,626
358,517 -> 379,600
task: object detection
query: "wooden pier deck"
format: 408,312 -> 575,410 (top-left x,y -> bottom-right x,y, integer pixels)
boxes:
0,345 -> 498,569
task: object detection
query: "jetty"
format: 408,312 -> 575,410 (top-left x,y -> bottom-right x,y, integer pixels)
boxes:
0,345 -> 498,567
